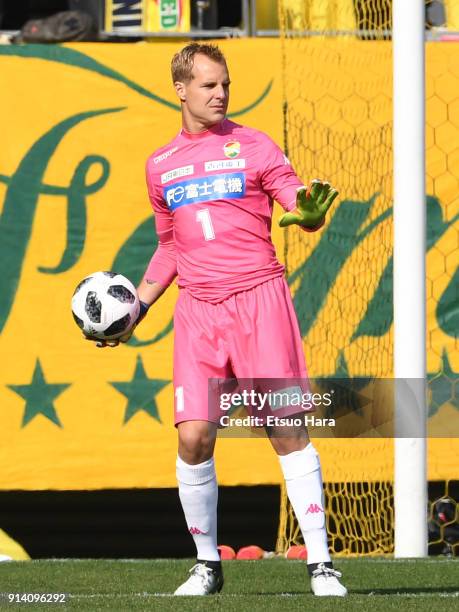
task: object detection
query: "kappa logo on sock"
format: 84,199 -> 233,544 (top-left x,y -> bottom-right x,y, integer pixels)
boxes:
305,503 -> 324,514
189,526 -> 207,535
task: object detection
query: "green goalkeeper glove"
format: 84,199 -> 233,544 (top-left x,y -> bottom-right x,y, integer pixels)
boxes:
279,179 -> 338,229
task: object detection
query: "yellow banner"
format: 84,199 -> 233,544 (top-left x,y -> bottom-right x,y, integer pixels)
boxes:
0,40 -> 457,489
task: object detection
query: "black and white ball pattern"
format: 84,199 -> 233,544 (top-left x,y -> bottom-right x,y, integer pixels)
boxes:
71,271 -> 140,340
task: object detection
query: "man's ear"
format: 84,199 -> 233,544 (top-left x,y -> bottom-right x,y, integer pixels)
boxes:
174,81 -> 186,102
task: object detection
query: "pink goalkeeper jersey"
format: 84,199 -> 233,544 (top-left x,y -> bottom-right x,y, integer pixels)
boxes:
144,119 -> 305,303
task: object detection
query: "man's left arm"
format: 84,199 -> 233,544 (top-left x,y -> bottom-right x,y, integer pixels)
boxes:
258,135 -> 338,231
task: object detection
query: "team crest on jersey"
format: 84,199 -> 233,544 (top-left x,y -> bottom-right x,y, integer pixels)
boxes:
223,140 -> 241,158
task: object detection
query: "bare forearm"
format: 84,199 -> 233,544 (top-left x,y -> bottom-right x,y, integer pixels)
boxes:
137,278 -> 168,306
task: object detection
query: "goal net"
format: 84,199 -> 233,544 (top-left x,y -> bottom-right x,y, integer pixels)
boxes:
277,0 -> 459,556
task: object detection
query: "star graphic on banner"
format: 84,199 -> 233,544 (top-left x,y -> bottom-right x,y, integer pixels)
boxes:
8,359 -> 70,428
110,354 -> 170,424
428,349 -> 459,417
317,351 -> 372,418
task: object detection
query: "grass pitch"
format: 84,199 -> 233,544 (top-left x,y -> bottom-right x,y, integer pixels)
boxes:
0,558 -> 458,611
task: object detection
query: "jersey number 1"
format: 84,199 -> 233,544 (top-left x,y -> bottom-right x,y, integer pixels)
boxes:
196,208 -> 215,241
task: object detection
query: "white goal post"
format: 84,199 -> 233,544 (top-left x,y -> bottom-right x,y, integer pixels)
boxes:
393,0 -> 428,557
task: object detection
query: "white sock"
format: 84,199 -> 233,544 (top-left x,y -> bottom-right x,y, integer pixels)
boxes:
278,443 -> 331,565
176,456 -> 220,562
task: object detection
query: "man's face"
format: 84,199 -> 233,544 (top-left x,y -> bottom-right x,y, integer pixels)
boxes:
175,54 -> 230,128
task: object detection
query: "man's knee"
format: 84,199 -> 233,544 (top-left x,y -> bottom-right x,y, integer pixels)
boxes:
178,420 -> 217,464
268,424 -> 309,456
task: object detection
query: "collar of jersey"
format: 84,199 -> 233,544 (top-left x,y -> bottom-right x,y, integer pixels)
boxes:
179,119 -> 227,140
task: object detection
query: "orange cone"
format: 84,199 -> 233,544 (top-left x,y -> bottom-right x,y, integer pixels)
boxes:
298,546 -> 308,560
217,544 -> 236,560
236,545 -> 265,560
285,544 -> 307,559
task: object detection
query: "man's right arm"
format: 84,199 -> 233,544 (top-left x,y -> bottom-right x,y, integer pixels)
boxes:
138,278 -> 168,306
142,208 -> 178,292
142,159 -> 178,292
86,161 -> 177,347
129,165 -> 178,330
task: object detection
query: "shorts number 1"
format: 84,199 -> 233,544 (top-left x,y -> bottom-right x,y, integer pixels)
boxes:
196,208 -> 215,241
175,386 -> 184,412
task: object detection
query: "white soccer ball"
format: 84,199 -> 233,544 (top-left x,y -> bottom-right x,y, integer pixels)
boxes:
71,271 -> 140,340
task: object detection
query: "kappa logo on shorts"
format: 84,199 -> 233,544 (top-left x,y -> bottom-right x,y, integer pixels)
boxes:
164,173 -> 246,211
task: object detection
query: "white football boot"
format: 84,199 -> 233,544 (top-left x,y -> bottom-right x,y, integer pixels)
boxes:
174,562 -> 224,596
310,562 -> 348,596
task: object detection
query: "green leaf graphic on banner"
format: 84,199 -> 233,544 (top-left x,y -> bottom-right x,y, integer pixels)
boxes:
352,196 -> 459,340
0,107 -> 124,334
437,268 -> 459,339
351,257 -> 393,340
428,349 -> 459,416
426,195 -> 455,249
0,45 -> 272,117
288,195 -> 382,337
38,155 -> 110,274
112,217 -> 158,288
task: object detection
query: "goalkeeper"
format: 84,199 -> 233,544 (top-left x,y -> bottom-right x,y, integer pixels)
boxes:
88,42 -> 347,597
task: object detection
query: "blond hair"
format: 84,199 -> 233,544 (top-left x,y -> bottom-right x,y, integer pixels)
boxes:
171,43 -> 227,83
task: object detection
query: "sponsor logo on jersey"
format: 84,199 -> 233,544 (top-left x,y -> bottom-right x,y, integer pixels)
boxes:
164,172 -> 246,211
223,140 -> 241,158
204,159 -> 246,171
160,165 -> 194,184
153,146 -> 178,164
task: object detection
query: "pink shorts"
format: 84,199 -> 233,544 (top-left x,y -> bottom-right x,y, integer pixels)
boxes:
173,275 -> 309,425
